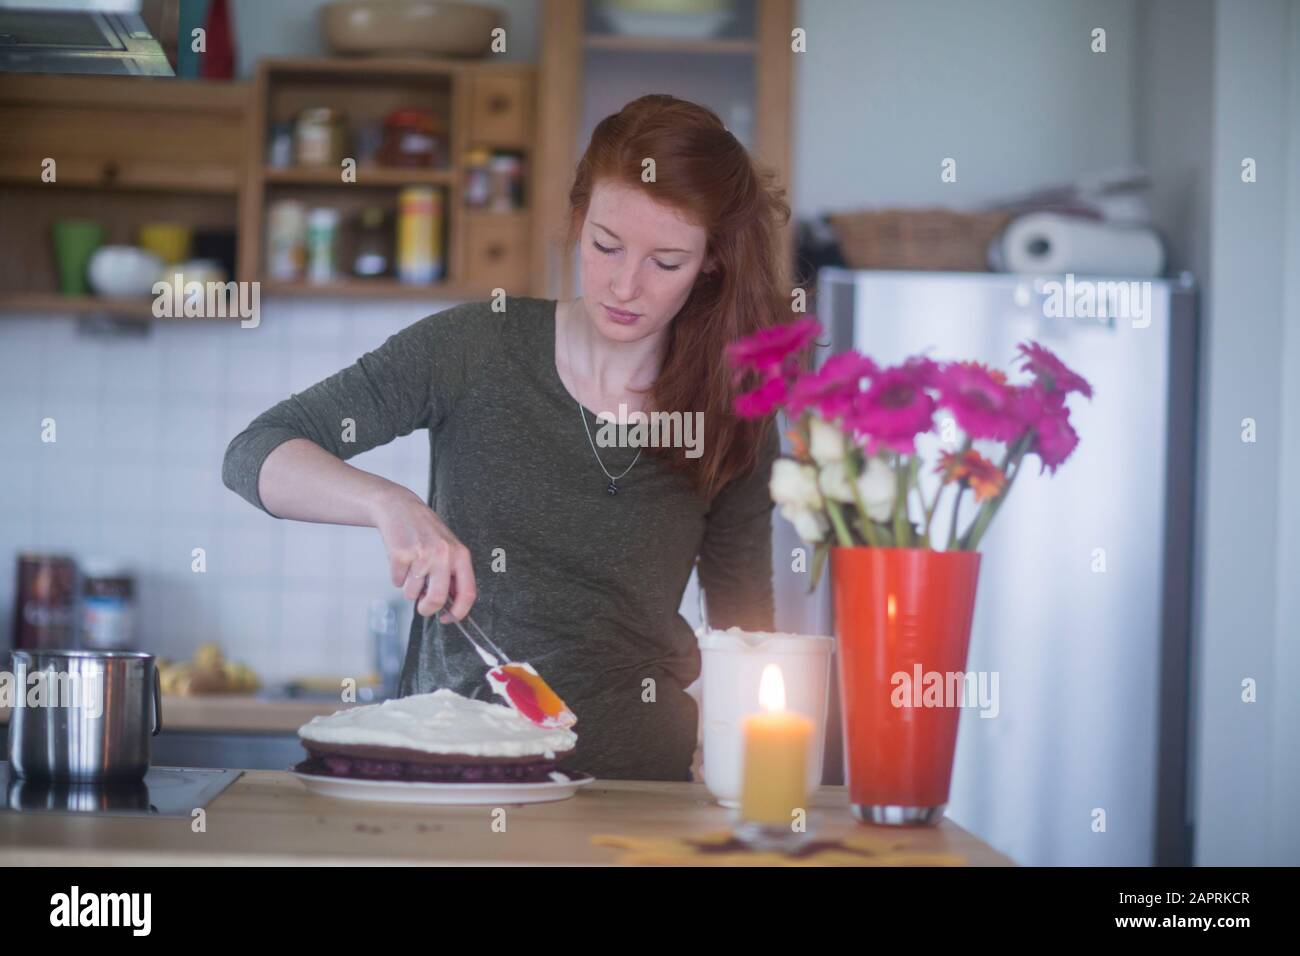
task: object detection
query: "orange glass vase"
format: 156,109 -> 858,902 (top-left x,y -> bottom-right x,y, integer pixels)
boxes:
831,546 -> 981,825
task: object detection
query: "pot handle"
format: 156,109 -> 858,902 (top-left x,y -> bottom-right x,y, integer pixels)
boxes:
151,665 -> 163,736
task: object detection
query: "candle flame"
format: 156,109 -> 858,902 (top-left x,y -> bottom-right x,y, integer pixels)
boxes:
758,663 -> 787,712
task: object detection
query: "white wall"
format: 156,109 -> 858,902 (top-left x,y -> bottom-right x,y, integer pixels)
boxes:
1136,0 -> 1300,867
1134,0 -> 1214,280
1188,0 -> 1300,867
793,0 -> 1139,216
1275,0 -> 1300,870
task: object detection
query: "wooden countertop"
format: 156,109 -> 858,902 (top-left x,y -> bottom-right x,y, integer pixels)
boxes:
0,695 -> 361,734
0,771 -> 1014,866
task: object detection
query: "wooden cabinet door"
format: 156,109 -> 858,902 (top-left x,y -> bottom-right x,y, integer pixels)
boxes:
469,73 -> 531,147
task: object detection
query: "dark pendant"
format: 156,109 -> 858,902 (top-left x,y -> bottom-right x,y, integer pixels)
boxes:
607,480 -> 618,496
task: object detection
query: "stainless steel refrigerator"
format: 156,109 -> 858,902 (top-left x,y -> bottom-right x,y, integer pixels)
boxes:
770,268 -> 1198,866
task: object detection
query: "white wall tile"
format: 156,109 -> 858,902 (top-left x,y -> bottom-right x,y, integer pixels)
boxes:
0,395 -> 41,448
213,582 -> 279,669
95,460 -> 158,517
278,584 -> 344,676
287,345 -> 349,394
156,462 -> 222,518
41,338 -> 103,400
0,320 -> 45,395
161,397 -> 224,464
338,525 -> 390,588
214,515 -> 281,582
226,340 -> 286,398
101,399 -> 161,457
282,520 -> 340,583
30,515 -> 99,558
0,458 -> 36,515
35,399 -> 101,453
100,336 -> 164,396
159,324 -> 226,396
36,451 -> 99,517
0,301 -> 447,679
94,519 -> 163,572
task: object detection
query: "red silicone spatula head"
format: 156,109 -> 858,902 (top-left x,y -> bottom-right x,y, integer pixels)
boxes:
486,663 -> 577,729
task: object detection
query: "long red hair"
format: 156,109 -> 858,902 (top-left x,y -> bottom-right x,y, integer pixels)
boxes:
561,94 -> 792,501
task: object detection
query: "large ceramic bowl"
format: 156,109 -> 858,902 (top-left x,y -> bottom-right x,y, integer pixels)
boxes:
321,0 -> 504,58
86,245 -> 165,298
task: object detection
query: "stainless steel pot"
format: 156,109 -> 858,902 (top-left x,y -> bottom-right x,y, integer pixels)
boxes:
8,649 -> 162,782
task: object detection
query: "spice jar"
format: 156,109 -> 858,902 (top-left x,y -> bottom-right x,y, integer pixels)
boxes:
306,207 -> 340,283
294,107 -> 347,167
267,199 -> 307,281
12,554 -> 79,651
378,108 -> 445,168
266,122 -> 293,168
397,186 -> 444,284
464,148 -> 491,208
352,206 -> 391,278
80,561 -> 137,651
488,152 -> 523,212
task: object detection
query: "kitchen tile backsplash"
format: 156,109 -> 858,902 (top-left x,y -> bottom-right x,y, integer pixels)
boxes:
0,298 -> 452,685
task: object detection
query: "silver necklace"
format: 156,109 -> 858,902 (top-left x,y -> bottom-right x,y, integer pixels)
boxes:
564,303 -> 641,496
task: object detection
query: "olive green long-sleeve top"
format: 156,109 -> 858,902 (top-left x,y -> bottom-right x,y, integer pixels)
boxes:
222,295 -> 778,780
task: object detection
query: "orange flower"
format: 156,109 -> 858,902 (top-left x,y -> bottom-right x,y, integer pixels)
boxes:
936,449 -> 1006,502
785,428 -> 811,462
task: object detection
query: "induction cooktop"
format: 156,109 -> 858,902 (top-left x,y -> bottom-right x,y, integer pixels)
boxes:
0,763 -> 242,818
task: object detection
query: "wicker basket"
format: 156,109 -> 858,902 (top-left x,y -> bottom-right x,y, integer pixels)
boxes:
826,208 -> 1013,272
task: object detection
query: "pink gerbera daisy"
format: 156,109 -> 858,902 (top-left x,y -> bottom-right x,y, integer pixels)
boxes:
786,350 -> 878,420
725,317 -> 822,380
734,375 -> 789,419
844,361 -> 937,455
934,361 -> 1025,442
1016,341 -> 1093,400
1011,384 -> 1080,474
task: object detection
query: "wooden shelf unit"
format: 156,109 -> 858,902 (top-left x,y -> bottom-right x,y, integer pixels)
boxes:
241,57 -> 538,299
0,74 -> 250,319
582,34 -> 758,55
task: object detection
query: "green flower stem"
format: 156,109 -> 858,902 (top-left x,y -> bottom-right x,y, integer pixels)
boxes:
841,451 -> 882,548
959,433 -> 1033,551
825,498 -> 856,548
962,452 -> 1030,550
946,485 -> 966,551
904,456 -> 920,547
892,454 -> 910,547
925,437 -> 971,547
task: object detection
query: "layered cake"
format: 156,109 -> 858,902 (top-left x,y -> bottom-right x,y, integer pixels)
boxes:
294,688 -> 578,784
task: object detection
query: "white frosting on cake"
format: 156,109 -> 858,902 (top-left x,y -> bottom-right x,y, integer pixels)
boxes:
298,688 -> 578,758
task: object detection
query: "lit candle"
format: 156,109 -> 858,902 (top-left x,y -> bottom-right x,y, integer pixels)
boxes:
739,663 -> 813,827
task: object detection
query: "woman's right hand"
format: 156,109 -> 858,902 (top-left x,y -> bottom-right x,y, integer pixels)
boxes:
370,486 -> 477,623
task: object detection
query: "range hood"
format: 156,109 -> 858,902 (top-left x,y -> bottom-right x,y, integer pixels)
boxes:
0,0 -> 175,76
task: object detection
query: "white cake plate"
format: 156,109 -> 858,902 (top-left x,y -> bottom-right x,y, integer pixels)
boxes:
290,769 -> 595,805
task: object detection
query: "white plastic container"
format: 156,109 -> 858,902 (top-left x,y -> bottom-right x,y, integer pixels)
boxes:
306,207 -> 340,283
697,626 -> 834,808
267,199 -> 307,281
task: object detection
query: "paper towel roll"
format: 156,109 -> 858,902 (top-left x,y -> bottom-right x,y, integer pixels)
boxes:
996,213 -> 1165,277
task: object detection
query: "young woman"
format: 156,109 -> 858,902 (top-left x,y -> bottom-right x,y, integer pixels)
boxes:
222,94 -> 792,781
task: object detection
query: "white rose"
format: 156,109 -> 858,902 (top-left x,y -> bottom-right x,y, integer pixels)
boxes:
817,460 -> 855,503
855,456 -> 897,522
808,416 -> 847,466
769,458 -> 823,510
779,502 -> 829,543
